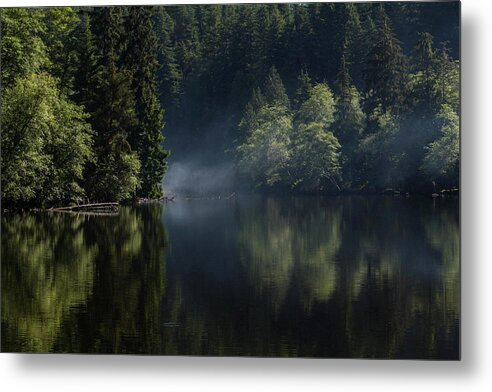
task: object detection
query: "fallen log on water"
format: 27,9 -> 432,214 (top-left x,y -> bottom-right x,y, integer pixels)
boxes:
138,195 -> 175,204
159,195 -> 175,202
51,209 -> 120,217
50,202 -> 119,212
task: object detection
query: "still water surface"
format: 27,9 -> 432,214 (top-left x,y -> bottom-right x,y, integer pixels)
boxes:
1,196 -> 459,358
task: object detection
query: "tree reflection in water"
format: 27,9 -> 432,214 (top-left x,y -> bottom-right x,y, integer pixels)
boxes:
2,197 -> 459,358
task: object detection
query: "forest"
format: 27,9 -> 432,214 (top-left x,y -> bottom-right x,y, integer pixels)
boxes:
0,2 -> 460,207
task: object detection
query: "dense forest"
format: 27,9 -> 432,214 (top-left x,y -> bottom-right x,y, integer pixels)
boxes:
0,2 -> 460,207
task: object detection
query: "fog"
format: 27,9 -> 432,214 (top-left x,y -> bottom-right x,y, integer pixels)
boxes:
163,159 -> 236,197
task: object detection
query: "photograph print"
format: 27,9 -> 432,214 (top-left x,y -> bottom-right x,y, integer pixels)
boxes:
1,1 -> 460,359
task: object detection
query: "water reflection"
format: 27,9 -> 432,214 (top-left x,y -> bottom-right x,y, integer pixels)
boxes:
2,206 -> 168,354
1,196 -> 459,358
238,197 -> 342,314
1,213 -> 97,352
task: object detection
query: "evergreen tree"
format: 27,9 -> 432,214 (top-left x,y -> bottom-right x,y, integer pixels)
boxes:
294,68 -> 313,110
40,7 -> 80,94
333,54 -> 365,186
197,5 -> 222,58
310,3 -> 338,80
413,32 -> 435,71
153,6 -> 182,108
124,6 -> 169,198
285,4 -> 313,79
363,16 -> 408,118
263,66 -> 290,109
73,11 -> 98,112
0,3 -> 461,205
341,4 -> 365,87
410,32 -> 436,109
239,87 -> 266,137
84,7 -> 141,201
334,54 -> 365,147
435,42 -> 459,112
170,5 -> 201,75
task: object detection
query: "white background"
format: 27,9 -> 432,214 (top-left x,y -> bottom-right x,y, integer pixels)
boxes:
1,0 -> 490,391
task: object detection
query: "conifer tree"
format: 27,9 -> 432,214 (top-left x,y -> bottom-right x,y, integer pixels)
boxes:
239,87 -> 266,136
435,42 -> 459,111
363,16 -> 408,117
409,32 -> 437,113
294,68 -> 313,110
83,7 -> 141,201
334,53 -> 365,146
153,6 -> 182,108
341,4 -> 365,87
263,66 -> 290,109
171,5 -> 201,75
124,6 -> 169,198
286,4 -> 313,76
333,53 -> 365,186
73,11 -> 97,112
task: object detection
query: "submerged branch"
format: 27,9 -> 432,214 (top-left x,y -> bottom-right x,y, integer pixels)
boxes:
50,202 -> 119,212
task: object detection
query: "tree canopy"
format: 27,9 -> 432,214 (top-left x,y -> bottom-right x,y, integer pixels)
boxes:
1,3 -> 460,206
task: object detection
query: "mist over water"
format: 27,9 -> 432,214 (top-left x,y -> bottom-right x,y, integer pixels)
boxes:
163,160 -> 236,196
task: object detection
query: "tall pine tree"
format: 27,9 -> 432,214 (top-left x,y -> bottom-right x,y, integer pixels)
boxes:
153,6 -> 182,109
124,6 -> 169,198
83,7 -> 141,201
363,15 -> 408,119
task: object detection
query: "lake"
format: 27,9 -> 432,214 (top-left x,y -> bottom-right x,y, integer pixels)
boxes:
1,195 -> 459,358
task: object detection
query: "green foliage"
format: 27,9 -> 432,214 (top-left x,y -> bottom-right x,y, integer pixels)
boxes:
291,82 -> 341,191
1,6 -> 170,206
294,68 -> 313,109
151,2 -> 458,195
413,32 -> 435,70
238,74 -> 341,192
1,73 -> 93,206
1,3 -> 460,204
358,109 -> 402,189
239,87 -> 266,136
364,18 -> 408,116
435,43 -> 460,112
124,6 -> 169,198
263,66 -> 290,109
73,11 -> 98,111
0,9 -> 49,88
291,122 -> 341,191
153,6 -> 182,107
296,83 -> 336,129
334,87 -> 365,148
40,7 -> 80,93
238,105 -> 293,187
333,58 -> 365,187
421,105 -> 459,181
84,64 -> 140,201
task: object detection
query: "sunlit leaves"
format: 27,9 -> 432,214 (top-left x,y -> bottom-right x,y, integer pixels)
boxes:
1,73 -> 93,205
